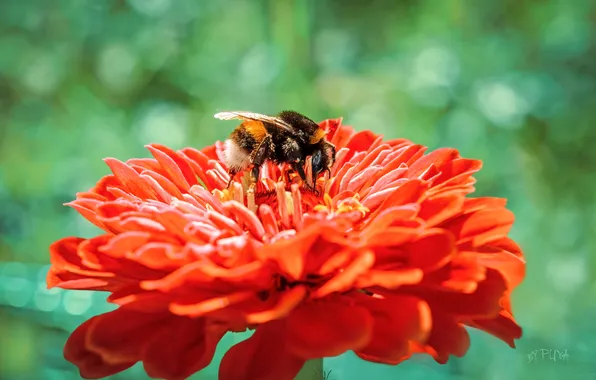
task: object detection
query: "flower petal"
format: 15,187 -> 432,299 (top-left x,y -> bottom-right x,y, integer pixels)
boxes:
257,223 -> 325,280
355,268 -> 423,289
476,247 -> 526,289
404,230 -> 455,272
47,267 -> 111,290
422,308 -> 470,363
67,198 -> 106,230
146,144 -> 198,190
49,237 -> 115,279
467,309 -> 522,348
406,148 -> 459,178
64,317 -> 136,379
103,158 -> 157,200
246,286 -> 307,324
285,298 -> 373,359
354,293 -> 432,364
367,179 -> 428,214
418,190 -> 465,227
142,317 -> 225,380
409,268 -> 508,318
85,308 -> 170,363
97,231 -> 152,258
441,208 -> 515,246
312,250 -> 375,298
219,321 -> 305,380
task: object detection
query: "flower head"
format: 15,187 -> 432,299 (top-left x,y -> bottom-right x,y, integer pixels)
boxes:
49,117 -> 525,380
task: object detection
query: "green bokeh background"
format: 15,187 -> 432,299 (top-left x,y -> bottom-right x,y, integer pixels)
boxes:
1,1 -> 595,379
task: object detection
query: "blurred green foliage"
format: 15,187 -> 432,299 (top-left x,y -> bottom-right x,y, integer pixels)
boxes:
1,0 -> 596,379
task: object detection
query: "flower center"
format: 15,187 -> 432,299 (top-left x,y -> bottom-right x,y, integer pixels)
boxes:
212,176 -> 367,218
207,169 -> 369,246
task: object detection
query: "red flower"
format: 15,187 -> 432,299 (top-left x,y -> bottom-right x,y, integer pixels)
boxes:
48,117 -> 525,380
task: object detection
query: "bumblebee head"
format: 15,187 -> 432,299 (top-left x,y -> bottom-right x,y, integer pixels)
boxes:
311,140 -> 336,184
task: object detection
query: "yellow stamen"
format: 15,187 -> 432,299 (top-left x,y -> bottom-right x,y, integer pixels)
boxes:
284,191 -> 294,216
213,189 -> 231,203
314,193 -> 369,217
213,172 -> 258,213
246,185 -> 257,213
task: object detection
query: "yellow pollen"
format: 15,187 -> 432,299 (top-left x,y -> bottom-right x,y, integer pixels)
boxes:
284,191 -> 294,216
213,188 -> 233,203
246,185 -> 257,213
313,193 -> 369,216
213,175 -> 257,213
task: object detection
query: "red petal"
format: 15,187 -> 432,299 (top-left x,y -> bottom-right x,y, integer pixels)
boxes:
461,197 -> 507,214
49,237 -> 114,279
285,298 -> 373,359
86,308 -> 170,363
219,321 -> 305,380
142,259 -> 270,292
97,231 -> 152,258
107,288 -> 171,312
146,144 -> 194,191
151,144 -> 198,185
312,250 -> 375,298
47,269 -> 111,290
362,205 -> 419,232
129,242 -> 189,270
67,198 -> 106,230
245,286 -> 307,324
423,308 -> 470,363
103,158 -> 157,200
258,223 -> 324,280
364,227 -> 421,248
179,148 -> 217,190
141,170 -> 184,201
407,148 -> 460,178
78,237 -> 122,271
410,268 -> 507,318
330,124 -> 355,151
403,230 -> 455,272
64,317 -> 136,379
97,198 -> 139,215
353,293 -> 431,364
477,245 -> 526,289
345,130 -> 380,154
368,179 -> 428,214
319,118 -> 342,140
91,175 -> 122,199
142,317 -> 225,380
198,144 -> 220,161
170,291 -> 256,317
418,190 -> 465,227
355,268 -> 423,289
467,309 -> 522,348
432,158 -> 483,188
127,157 -> 164,173
441,208 -> 515,246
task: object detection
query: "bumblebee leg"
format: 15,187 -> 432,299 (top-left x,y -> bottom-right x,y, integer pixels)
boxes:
227,168 -> 237,188
293,160 -> 318,193
250,165 -> 260,185
291,161 -> 307,182
285,167 -> 295,184
248,135 -> 273,188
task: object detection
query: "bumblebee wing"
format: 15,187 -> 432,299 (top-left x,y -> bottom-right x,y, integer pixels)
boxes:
214,111 -> 293,132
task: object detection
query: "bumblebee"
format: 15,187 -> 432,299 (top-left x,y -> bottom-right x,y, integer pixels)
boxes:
214,110 -> 336,191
